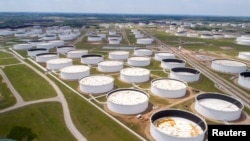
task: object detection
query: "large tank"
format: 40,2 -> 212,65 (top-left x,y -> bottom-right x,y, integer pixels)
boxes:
120,67 -> 150,83
134,48 -> 153,56
108,39 -> 120,44
28,40 -> 44,47
150,109 -> 207,141
151,78 -> 187,98
186,33 -> 199,38
236,35 -> 250,46
161,58 -> 186,70
81,54 -> 103,65
127,56 -> 151,67
211,59 -> 247,74
108,51 -> 130,60
36,43 -> 54,50
238,52 -> 250,61
48,40 -> 65,47
195,93 -> 244,121
13,43 -> 32,50
87,35 -> 102,42
154,52 -> 175,61
56,45 -> 75,54
60,65 -> 90,80
46,58 -> 73,70
170,67 -> 200,82
67,50 -> 88,59
15,32 -> 27,38
97,61 -> 124,73
213,34 -> 224,39
27,48 -> 48,57
43,34 -> 57,41
107,88 -> 149,115
136,38 -> 154,45
35,53 -> 59,63
108,35 -> 122,41
238,72 -> 250,89
79,75 -> 114,94
200,34 -> 213,39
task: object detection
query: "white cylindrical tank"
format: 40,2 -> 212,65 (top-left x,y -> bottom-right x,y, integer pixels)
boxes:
200,34 -> 213,39
154,52 -> 175,61
161,58 -> 186,70
13,43 -> 32,50
56,45 -> 75,54
120,67 -> 150,83
211,59 -> 247,74
79,75 -> 114,94
224,34 -> 239,38
107,88 -> 149,115
213,34 -> 224,39
60,65 -> 90,80
46,58 -> 73,70
238,52 -> 250,61
67,50 -> 88,59
186,32 -> 199,38
81,54 -> 103,65
108,35 -> 122,41
134,48 -> 153,56
35,53 -> 59,63
238,72 -> 250,89
48,40 -> 65,47
36,43 -> 54,50
170,67 -> 200,82
27,48 -> 48,57
43,34 -> 57,41
108,51 -> 129,60
28,40 -> 44,47
127,57 -> 150,67
151,78 -> 187,98
150,109 -> 207,141
136,38 -> 154,45
236,35 -> 250,46
175,31 -> 187,37
87,35 -> 102,42
108,39 -> 120,44
135,33 -> 144,38
195,93 -> 244,121
98,61 -> 124,72
15,32 -> 27,38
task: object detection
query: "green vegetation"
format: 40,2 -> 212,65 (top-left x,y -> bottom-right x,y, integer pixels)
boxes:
0,75 -> 16,109
0,58 -> 20,65
0,51 -> 14,58
50,75 -> 142,141
3,65 -> 57,101
0,103 -> 76,141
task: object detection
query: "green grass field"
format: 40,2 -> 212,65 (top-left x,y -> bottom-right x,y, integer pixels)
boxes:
0,75 -> 16,109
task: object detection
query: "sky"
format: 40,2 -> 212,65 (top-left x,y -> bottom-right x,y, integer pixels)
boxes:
0,0 -> 249,17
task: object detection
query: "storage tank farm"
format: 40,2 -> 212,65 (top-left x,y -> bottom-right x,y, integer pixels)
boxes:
161,58 -> 186,70
108,51 -> 130,60
238,72 -> 250,89
151,78 -> 187,98
195,93 -> 244,121
35,53 -> 59,63
56,45 -> 75,54
13,43 -> 32,50
136,38 -> 154,45
236,35 -> 250,45
150,109 -> 207,141
36,42 -> 54,50
154,52 -> 176,61
97,61 -> 124,73
48,40 -> 65,47
211,59 -> 247,74
29,40 -> 44,47
127,56 -> 151,67
87,35 -> 102,42
60,65 -> 90,80
170,67 -> 201,82
134,48 -> 153,56
46,58 -> 73,71
27,48 -> 48,57
106,88 -> 149,115
67,50 -> 88,59
81,54 -> 103,65
238,52 -> 250,61
120,67 -> 150,83
79,75 -> 114,94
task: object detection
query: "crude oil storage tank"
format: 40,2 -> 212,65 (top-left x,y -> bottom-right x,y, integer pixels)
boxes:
60,65 -> 90,80
36,43 -> 54,50
87,35 -> 102,42
48,40 -> 64,47
97,61 -> 124,73
134,48 -> 153,56
195,93 -> 244,121
67,50 -> 88,59
27,48 -> 48,57
28,40 -> 44,47
238,52 -> 250,61
108,51 -> 130,60
56,45 -> 75,54
42,34 -> 57,41
35,53 -> 59,63
79,75 -> 114,94
238,72 -> 250,89
211,59 -> 247,74
136,38 -> 154,45
150,109 -> 207,141
170,67 -> 200,82
161,58 -> 186,70
120,67 -> 150,83
13,43 -> 32,50
127,56 -> 151,67
108,39 -> 120,44
151,78 -> 187,98
236,35 -> 250,46
200,34 -> 213,39
154,52 -> 175,61
106,88 -> 149,115
81,54 -> 103,65
46,58 -> 72,70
